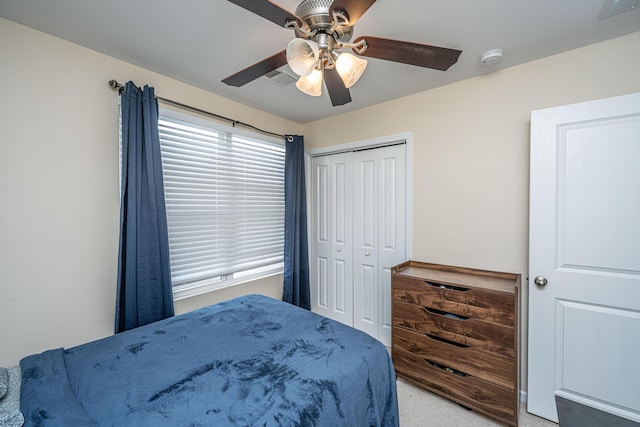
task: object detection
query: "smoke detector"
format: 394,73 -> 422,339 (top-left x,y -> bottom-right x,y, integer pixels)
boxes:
480,48 -> 504,67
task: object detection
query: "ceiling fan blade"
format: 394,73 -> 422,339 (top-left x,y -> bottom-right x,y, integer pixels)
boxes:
222,50 -> 287,87
330,0 -> 377,25
353,36 -> 462,71
227,0 -> 300,28
324,67 -> 352,106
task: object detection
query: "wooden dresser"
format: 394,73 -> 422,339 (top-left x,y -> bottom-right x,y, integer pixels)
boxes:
391,261 -> 520,426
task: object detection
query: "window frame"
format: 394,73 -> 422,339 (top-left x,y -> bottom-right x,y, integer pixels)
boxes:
157,105 -> 286,301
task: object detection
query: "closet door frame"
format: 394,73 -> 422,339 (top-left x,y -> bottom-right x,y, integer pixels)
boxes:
307,133 -> 413,336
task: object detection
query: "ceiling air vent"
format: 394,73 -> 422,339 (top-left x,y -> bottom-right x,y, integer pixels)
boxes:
263,68 -> 297,87
599,0 -> 640,19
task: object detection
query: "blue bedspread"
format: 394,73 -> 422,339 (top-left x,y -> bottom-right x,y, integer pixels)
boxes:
20,294 -> 399,426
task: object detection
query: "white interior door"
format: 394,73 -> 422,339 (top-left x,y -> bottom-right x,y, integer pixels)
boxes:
528,92 -> 640,423
310,153 -> 353,326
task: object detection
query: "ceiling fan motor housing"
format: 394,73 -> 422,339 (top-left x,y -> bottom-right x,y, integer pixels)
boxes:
295,0 -> 353,42
296,0 -> 333,28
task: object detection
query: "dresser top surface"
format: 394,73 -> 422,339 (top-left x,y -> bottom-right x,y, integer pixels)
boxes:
393,262 -> 519,294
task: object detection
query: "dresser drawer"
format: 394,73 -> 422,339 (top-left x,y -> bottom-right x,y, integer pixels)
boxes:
393,300 -> 515,359
392,326 -> 515,389
394,348 -> 517,425
393,275 -> 515,326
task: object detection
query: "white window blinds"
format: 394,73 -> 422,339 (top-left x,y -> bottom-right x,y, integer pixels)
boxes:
157,113 -> 285,287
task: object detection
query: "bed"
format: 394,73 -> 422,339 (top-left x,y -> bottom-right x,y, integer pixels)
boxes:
15,294 -> 399,426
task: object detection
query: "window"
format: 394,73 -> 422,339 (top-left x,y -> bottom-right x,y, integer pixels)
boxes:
157,108 -> 285,298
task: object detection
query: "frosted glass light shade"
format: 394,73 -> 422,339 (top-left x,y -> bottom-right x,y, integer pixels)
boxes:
286,39 -> 320,76
335,52 -> 367,88
295,69 -> 323,96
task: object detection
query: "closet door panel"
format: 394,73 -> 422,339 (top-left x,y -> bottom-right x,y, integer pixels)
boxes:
359,158 -> 376,249
311,156 -> 331,317
377,145 -> 407,345
330,153 -> 353,325
354,151 -> 380,339
316,257 -> 329,310
332,259 -> 347,314
357,263 -> 377,331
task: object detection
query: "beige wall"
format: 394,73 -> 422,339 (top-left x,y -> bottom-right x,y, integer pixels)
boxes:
300,30 -> 640,395
0,18 -> 297,366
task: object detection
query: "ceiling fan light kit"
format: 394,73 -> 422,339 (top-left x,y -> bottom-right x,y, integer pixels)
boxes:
286,38 -> 320,76
296,69 -> 324,96
334,52 -> 368,88
224,0 -> 463,106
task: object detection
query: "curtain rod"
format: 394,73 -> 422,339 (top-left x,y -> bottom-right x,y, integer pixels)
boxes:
108,80 -> 286,139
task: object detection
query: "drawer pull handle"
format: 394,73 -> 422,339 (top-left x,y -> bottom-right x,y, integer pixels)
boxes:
426,333 -> 469,348
424,307 -> 468,320
426,360 -> 469,377
424,281 -> 469,292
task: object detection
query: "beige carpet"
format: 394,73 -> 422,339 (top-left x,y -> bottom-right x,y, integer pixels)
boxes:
397,378 -> 558,427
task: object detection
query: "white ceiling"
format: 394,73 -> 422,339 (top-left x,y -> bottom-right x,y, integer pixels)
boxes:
1,0 -> 639,123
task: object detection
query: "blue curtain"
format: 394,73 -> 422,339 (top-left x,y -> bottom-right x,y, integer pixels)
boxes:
282,135 -> 311,309
115,81 -> 174,333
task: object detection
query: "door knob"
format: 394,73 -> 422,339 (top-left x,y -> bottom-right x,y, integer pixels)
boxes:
337,248 -> 342,252
534,276 -> 548,287
365,252 -> 370,256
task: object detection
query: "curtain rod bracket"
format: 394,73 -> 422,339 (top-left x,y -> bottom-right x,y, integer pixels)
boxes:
108,79 -> 125,94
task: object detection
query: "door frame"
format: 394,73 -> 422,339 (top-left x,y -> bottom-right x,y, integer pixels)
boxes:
305,132 -> 413,263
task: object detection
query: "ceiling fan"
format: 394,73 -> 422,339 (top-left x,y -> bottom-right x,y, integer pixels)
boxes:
222,0 -> 462,106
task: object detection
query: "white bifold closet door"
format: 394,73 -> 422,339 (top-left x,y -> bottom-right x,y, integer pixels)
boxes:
310,144 -> 406,347
311,151 -> 354,328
